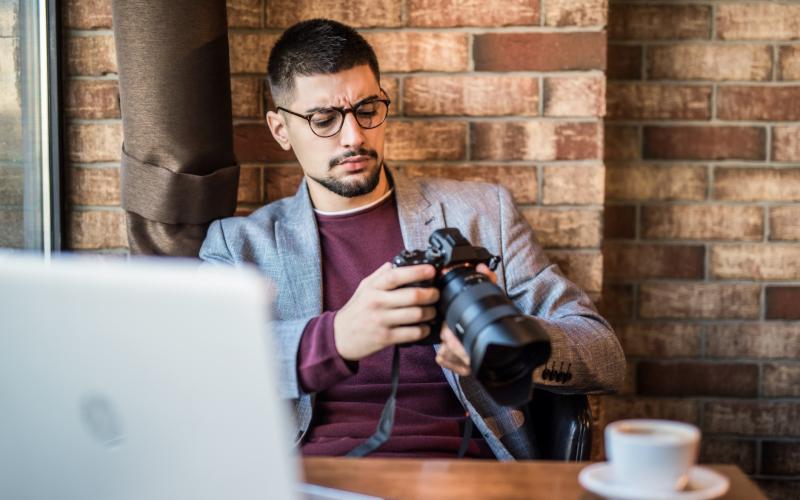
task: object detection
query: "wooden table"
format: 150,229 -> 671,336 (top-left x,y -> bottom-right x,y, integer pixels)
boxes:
303,458 -> 766,499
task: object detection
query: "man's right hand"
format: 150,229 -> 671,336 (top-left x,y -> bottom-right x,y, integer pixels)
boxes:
333,262 -> 439,361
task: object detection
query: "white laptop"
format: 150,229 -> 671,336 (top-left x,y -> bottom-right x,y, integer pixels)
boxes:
0,254 -> 300,500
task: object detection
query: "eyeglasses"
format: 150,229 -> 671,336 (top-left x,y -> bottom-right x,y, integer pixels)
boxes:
276,92 -> 391,138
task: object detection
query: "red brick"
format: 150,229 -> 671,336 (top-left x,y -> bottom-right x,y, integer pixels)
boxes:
714,167 -> 800,202
604,126 -> 639,161
385,121 -> 466,161
643,126 -> 765,161
604,243 -> 705,280
767,286 -> 800,320
544,75 -> 605,118
521,208 -> 601,248
68,210 -> 127,250
718,86 -> 800,121
615,322 -> 702,358
704,401 -> 800,436
717,3 -> 800,41
228,33 -> 278,74
762,441 -> 800,476
408,0 -> 538,27
403,76 -> 538,117
699,439 -> 757,474
266,0 -> 403,28
545,0 -> 605,27
606,44 -> 641,80
773,126 -> 800,162
779,46 -> 800,80
68,123 -> 122,163
399,164 -> 536,204
264,165 -> 303,202
708,323 -> 800,359
366,33 -> 469,73
711,244 -> 800,281
603,397 -> 699,426
647,44 -> 772,81
63,0 -> 112,29
596,284 -> 634,319
233,124 -> 295,163
68,167 -> 120,206
227,0 -> 261,28
641,205 -> 764,241
471,122 -> 601,161
237,165 -> 262,204
67,36 -> 117,76
231,78 -> 262,119
639,283 -> 761,319
546,251 -> 602,294
65,80 -> 119,119
609,4 -> 711,41
764,363 -> 800,398
606,164 -> 707,201
757,480 -> 800,500
603,205 -> 635,239
607,83 -> 711,121
637,361 -> 758,397
542,165 -> 604,205
474,32 -> 606,72
771,206 -> 800,241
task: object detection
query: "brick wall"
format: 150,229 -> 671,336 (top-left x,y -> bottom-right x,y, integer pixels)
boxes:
604,1 -> 800,497
63,0 -> 609,299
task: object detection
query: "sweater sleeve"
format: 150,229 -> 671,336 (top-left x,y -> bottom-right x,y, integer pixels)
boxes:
297,310 -> 359,393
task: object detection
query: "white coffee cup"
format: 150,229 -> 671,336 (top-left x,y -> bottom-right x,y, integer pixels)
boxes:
605,419 -> 700,492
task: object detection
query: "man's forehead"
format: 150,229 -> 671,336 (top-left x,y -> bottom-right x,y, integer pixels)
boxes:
290,65 -> 380,110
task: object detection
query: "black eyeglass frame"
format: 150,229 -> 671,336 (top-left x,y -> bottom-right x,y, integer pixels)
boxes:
276,90 -> 391,138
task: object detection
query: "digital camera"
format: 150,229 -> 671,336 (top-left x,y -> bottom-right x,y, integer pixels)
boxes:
392,228 -> 551,406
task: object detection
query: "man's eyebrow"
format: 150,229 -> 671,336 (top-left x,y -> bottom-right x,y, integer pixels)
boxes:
303,94 -> 380,114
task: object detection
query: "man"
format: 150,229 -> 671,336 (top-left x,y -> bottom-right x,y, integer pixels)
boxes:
200,19 -> 625,460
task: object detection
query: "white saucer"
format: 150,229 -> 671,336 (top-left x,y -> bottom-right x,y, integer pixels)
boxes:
578,463 -> 730,500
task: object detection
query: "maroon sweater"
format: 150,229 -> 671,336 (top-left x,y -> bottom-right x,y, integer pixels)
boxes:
297,192 -> 493,458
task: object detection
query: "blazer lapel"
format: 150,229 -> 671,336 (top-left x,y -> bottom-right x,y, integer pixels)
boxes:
391,167 -> 444,251
275,178 -> 323,318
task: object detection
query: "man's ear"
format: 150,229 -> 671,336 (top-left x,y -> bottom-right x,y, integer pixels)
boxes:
266,111 -> 292,151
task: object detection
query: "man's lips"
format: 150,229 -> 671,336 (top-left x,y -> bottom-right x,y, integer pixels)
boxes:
337,156 -> 372,171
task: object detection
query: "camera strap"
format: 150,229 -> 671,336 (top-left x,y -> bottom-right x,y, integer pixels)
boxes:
345,345 -> 475,458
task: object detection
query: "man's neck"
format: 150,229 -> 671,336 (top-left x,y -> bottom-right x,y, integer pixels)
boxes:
306,166 -> 390,213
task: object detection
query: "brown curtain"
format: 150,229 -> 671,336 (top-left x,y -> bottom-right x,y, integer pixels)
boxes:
111,0 -> 239,256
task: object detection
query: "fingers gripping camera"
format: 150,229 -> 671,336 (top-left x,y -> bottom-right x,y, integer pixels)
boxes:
392,228 -> 552,407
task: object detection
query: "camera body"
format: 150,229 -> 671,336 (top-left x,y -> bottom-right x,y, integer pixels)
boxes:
392,229 -> 500,345
392,228 -> 551,407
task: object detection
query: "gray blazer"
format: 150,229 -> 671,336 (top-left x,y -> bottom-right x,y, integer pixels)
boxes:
199,168 -> 625,460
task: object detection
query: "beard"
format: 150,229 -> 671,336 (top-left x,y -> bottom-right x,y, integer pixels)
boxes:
309,149 -> 383,198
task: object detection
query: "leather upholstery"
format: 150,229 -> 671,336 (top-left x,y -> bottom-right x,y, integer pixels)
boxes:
527,388 -> 592,461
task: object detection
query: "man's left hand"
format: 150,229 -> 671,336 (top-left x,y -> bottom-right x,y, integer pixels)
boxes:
435,263 -> 498,377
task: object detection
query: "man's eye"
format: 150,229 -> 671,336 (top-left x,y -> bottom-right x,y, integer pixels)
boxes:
356,105 -> 378,117
311,112 -> 338,127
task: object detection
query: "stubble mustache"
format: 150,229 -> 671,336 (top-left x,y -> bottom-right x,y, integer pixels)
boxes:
329,147 -> 379,169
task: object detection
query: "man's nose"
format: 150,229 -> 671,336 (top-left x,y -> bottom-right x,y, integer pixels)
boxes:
338,111 -> 365,149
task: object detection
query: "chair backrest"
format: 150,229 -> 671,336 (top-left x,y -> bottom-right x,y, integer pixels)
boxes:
526,388 -> 592,461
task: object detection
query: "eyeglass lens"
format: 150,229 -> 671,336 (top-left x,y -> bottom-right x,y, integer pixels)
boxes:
310,100 -> 388,137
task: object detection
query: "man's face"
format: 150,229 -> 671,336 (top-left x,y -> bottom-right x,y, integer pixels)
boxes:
267,65 -> 387,199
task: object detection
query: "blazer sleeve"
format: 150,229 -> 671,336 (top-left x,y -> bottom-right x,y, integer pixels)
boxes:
495,186 -> 626,394
199,219 -> 314,400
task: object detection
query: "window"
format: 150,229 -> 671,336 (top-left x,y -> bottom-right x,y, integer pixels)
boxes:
0,0 -> 61,255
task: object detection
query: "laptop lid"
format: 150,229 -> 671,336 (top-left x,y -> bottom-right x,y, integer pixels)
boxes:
0,255 -> 298,500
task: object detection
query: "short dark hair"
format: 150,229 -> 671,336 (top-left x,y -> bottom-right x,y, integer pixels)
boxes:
267,19 -> 380,107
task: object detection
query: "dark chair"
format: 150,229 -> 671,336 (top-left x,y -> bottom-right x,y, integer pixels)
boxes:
526,388 -> 592,461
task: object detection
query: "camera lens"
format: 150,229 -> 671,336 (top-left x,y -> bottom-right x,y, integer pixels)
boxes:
438,267 -> 551,407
